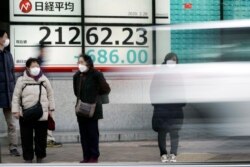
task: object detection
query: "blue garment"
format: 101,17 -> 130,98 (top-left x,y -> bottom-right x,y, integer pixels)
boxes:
0,50 -> 15,108
37,56 -> 44,66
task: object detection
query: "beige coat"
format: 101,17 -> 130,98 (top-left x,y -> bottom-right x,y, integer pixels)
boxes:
12,71 -> 55,121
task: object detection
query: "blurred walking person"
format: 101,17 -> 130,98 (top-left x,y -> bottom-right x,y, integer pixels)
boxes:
73,54 -> 110,163
37,44 -> 62,148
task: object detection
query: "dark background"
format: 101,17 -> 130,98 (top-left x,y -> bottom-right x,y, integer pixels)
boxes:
0,0 -> 10,52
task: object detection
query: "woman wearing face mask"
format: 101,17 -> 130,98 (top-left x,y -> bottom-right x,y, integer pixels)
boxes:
73,54 -> 110,163
150,52 -> 185,163
12,58 -> 55,163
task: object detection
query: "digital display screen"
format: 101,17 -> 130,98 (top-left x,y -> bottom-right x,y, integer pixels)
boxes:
10,25 -> 82,67
155,0 -> 170,24
10,0 -> 81,22
84,0 -> 152,24
85,26 -> 153,65
10,0 -> 171,71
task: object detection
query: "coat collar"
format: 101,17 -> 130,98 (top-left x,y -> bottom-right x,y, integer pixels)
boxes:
22,70 -> 46,82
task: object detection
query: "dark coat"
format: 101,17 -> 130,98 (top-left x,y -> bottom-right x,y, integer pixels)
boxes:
150,67 -> 185,132
152,104 -> 184,132
73,69 -> 111,120
0,50 -> 15,108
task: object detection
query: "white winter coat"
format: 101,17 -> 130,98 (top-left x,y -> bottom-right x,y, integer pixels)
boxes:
12,71 -> 55,121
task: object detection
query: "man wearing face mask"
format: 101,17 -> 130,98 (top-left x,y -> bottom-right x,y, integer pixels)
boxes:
0,29 -> 20,156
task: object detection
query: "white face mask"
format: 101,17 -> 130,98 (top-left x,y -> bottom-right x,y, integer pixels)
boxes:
30,67 -> 41,76
3,39 -> 10,47
166,60 -> 177,68
78,64 -> 88,72
166,60 -> 176,64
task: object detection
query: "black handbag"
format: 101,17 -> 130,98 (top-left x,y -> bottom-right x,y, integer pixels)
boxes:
75,75 -> 96,118
21,82 -> 44,121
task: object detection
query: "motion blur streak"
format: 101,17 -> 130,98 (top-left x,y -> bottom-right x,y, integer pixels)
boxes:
151,62 -> 250,104
106,62 -> 250,104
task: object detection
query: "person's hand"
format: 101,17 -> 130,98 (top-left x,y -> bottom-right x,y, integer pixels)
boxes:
13,112 -> 20,119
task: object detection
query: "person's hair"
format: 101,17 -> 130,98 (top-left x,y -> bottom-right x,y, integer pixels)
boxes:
0,29 -> 7,38
78,54 -> 94,68
163,52 -> 179,64
26,58 -> 39,68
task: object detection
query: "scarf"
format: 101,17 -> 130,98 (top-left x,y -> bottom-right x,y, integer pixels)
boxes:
26,70 -> 43,81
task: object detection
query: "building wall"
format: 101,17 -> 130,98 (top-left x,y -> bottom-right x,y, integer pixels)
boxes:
50,77 -> 153,132
0,76 -> 156,142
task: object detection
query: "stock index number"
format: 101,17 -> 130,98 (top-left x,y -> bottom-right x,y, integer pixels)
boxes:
86,27 -> 148,46
39,26 -> 81,45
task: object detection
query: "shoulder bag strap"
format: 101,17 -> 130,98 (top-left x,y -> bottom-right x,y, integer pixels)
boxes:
20,82 -> 44,108
38,81 -> 44,102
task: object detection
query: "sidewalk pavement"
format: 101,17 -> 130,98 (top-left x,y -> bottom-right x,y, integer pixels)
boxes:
1,138 -> 250,164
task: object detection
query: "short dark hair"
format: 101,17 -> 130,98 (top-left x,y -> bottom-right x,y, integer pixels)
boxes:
25,58 -> 39,68
0,29 -> 7,38
163,52 -> 179,64
78,54 -> 94,68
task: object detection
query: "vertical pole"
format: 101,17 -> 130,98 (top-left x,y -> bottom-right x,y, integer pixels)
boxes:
219,0 -> 224,61
220,0 -> 224,20
81,0 -> 85,54
152,0 -> 156,64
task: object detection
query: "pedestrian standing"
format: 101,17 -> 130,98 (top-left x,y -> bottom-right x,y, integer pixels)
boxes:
150,52 -> 185,163
0,29 -> 20,156
12,58 -> 55,163
73,54 -> 110,163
